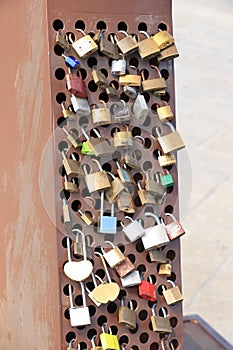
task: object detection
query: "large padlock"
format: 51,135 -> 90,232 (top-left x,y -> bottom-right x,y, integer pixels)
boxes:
111,54 -> 126,76
142,212 -> 169,250
62,199 -> 72,234
112,100 -> 131,124
145,169 -> 165,200
68,282 -> 91,327
62,53 -> 79,69
156,121 -> 185,154
138,275 -> 157,302
61,102 -> 75,120
65,68 -> 87,98
157,101 -> 174,122
91,101 -> 111,125
64,175 -> 78,192
105,172 -> 125,203
71,28 -> 98,58
63,127 -> 80,149
141,65 -> 166,94
138,31 -> 160,60
92,68 -> 108,88
99,31 -> 119,59
83,159 -> 111,193
100,324 -> 120,350
73,228 -> 93,260
162,280 -> 183,305
113,125 -> 133,148
102,241 -> 125,268
148,247 -> 167,263
161,169 -> 174,188
62,150 -> 80,178
55,30 -> 69,50
158,260 -> 172,276
165,213 -> 185,240
157,43 -> 179,62
115,31 -> 138,55
158,150 -> 176,168
116,161 -> 134,184
105,82 -> 121,99
91,335 -> 103,350
132,94 -> 149,125
153,29 -> 175,49
99,192 -> 117,234
151,305 -> 172,334
81,127 -> 114,157
70,94 -> 90,116
119,65 -> 141,87
120,269 -> 141,288
121,216 -> 145,242
118,299 -> 136,329
137,180 -> 157,205
117,188 -> 135,213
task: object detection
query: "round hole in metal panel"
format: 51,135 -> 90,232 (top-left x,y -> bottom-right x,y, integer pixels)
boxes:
60,189 -> 70,200
75,20 -> 85,30
117,21 -> 127,31
140,332 -> 149,343
161,92 -> 170,103
96,20 -> 107,30
89,305 -> 97,317
65,331 -> 76,343
54,44 -> 64,56
57,116 -> 67,128
158,22 -> 168,31
53,19 -> 64,31
170,317 -> 178,328
71,200 -> 81,211
55,67 -> 65,80
98,91 -> 109,103
65,31 -> 75,43
107,302 -> 117,314
161,69 -> 169,80
64,308 -> 70,320
138,22 -> 147,32
139,309 -> 148,321
129,57 -> 139,68
59,165 -> 66,176
56,92 -> 66,104
150,343 -> 159,350
87,328 -> 97,340
129,323 -> 139,334
87,56 -> 98,68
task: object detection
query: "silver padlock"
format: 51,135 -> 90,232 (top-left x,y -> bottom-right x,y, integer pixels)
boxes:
123,85 -> 138,99
70,94 -> 91,116
111,53 -> 126,76
120,269 -> 141,288
112,100 -> 131,124
133,94 -> 149,125
142,212 -> 169,250
68,282 -> 91,327
99,191 -> 117,234
121,216 -> 145,242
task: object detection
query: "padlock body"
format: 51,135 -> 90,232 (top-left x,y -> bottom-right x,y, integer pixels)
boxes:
145,180 -> 164,197
100,38 -> 119,59
118,305 -> 136,329
92,107 -> 111,125
64,180 -> 78,192
70,95 -> 90,115
100,333 -> 120,350
80,212 -> 94,226
142,224 -> 169,250
133,95 -> 149,124
149,248 -> 167,263
124,153 -> 139,169
67,134 -> 79,148
138,37 -> 160,60
66,73 -> 87,98
56,32 -> 69,49
63,158 -> 80,177
153,31 -> 174,49
138,189 -> 156,205
92,69 -> 108,88
120,270 -> 141,287
87,290 -> 102,307
119,74 -> 141,87
113,131 -> 133,148
158,153 -> 176,167
87,138 -> 114,157
161,173 -> 174,188
84,171 -> 111,193
117,168 -> 133,183
123,220 -> 145,242
117,36 -> 138,55
163,285 -> 183,305
113,104 -> 131,123
63,203 -> 71,223
151,315 -> 172,333
72,35 -> 98,58
73,242 -> 93,260
142,77 -> 166,92
157,105 -> 174,122
69,307 -> 91,327
105,178 -> 125,203
158,130 -> 185,154
99,215 -> 117,235
158,262 -> 172,276
115,257 -> 135,278
157,43 -> 179,62
166,221 -> 185,240
111,59 -> 126,76
106,86 -> 121,99
62,107 -> 75,119
117,191 -> 135,213
138,280 -> 156,301
103,247 -> 125,267
65,56 -> 79,69
123,86 -> 137,99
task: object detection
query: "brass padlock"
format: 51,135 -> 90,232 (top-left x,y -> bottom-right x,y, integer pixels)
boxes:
115,31 -> 138,55
99,31 -> 119,59
158,260 -> 172,276
83,159 -> 111,193
112,100 -> 131,124
132,94 -> 149,125
113,125 -> 133,148
63,127 -> 80,149
156,122 -> 185,154
62,199 -> 72,234
145,170 -> 165,201
70,94 -> 91,116
148,247 -> 167,263
91,335 -> 103,350
91,101 -> 111,125
92,68 -> 108,88
151,305 -> 172,334
117,188 -> 135,213
56,30 -> 69,50
64,175 -> 78,192
105,82 -> 121,99
61,102 -> 75,120
157,101 -> 174,122
102,241 -> 125,268
78,209 -> 94,226
157,43 -> 179,62
62,150 -> 81,178
71,29 -> 98,58
81,127 -> 114,157
73,228 -> 93,260
125,150 -> 139,169
119,65 -> 141,87
138,31 -> 160,60
141,65 -> 166,94
137,180 -> 156,205
105,172 -> 125,203
162,280 -> 183,305
115,256 -> 135,278
158,150 -> 176,168
153,29 -> 175,49
116,161 -> 134,184
118,299 -> 136,329
111,54 -> 126,76
85,276 -> 102,307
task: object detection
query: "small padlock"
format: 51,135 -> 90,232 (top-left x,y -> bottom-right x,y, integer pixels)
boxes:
105,172 -> 125,203
162,280 -> 183,305
116,161 -> 134,184
102,241 -> 125,268
70,94 -> 90,116
92,68 -> 109,88
111,54 -> 126,76
145,169 -> 165,199
115,31 -> 138,55
62,199 -> 72,234
71,28 -> 98,58
124,150 -> 139,169
114,256 -> 135,278
85,274 -> 102,307
113,125 -> 133,148
67,339 -> 76,350
142,212 -> 169,250
165,213 -> 185,240
105,81 -> 121,99
68,282 -> 91,327
64,175 -> 78,192
92,101 -> 111,125
62,150 -> 81,177
151,305 -> 172,334
99,191 -> 117,234
157,101 -> 174,122
81,127 -> 114,157
119,65 -> 141,87
137,180 -> 157,205
141,66 -> 166,94
161,170 -> 174,188
100,324 -> 120,350
138,31 -> 160,60
99,31 -> 119,59
121,216 -> 145,242
61,102 -> 75,119
156,122 -> 185,154
120,269 -> 141,288
153,29 -> 175,49
138,275 -> 157,302
56,30 -> 69,50
65,68 -> 87,98
73,229 -> 93,260
157,43 -> 179,62
83,159 -> 111,193
78,209 -> 94,226
112,100 -> 131,124
148,247 -> 167,263
158,150 -> 176,168
91,335 -> 103,350
81,141 -> 95,155
63,127 -> 80,149
117,188 -> 135,214
132,94 -> 149,125
123,85 -> 138,99
118,299 -> 136,329
62,54 -> 80,69
158,260 -> 172,276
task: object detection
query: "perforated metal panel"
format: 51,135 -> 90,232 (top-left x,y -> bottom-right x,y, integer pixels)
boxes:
47,1 -> 183,349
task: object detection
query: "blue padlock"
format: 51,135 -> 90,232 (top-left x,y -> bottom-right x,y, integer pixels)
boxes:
62,54 -> 80,69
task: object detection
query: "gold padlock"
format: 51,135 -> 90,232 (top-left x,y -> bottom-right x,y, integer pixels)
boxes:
62,150 -> 81,178
158,150 -> 176,167
82,159 -> 111,193
105,82 -> 121,99
71,29 -> 98,58
158,260 -> 172,276
56,30 -> 70,50
157,43 -> 179,62
156,122 -> 185,154
61,102 -> 75,119
78,209 -> 94,226
153,29 -> 175,49
91,101 -> 111,125
141,65 -> 166,94
118,299 -> 136,329
162,280 -> 183,305
62,199 -> 72,234
115,31 -> 138,55
113,125 -> 133,149
138,31 -> 160,60
150,305 -> 172,334
64,175 -> 78,192
157,101 -> 174,122
81,127 -> 114,157
119,65 -> 141,87
137,180 -> 156,205
102,241 -> 126,268
105,172 -> 125,203
92,68 -> 108,88
117,188 -> 135,213
99,31 -> 119,59
63,127 -> 80,149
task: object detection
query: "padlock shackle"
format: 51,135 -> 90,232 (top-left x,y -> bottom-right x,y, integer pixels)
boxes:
134,135 -> 145,146
137,180 -> 143,190
94,252 -> 112,282
161,307 -> 168,318
155,126 -> 162,138
116,160 -> 121,169
105,240 -> 116,249
69,339 -> 75,347
92,128 -> 101,138
61,148 -> 68,160
125,216 -> 134,223
68,284 -> 74,308
75,28 -> 87,37
99,100 -> 107,108
107,172 -> 116,180
165,121 -> 176,132
63,126 -> 70,136
148,275 -> 154,285
120,297 -> 125,306
145,168 -> 152,180
92,158 -> 103,171
129,65 -> 139,73
151,303 -> 157,316
167,280 -> 176,288
165,212 -> 177,223
66,237 -> 72,262
129,300 -> 134,311
94,273 -> 105,284
139,30 -> 150,38
155,172 -> 161,183
80,281 -> 87,307
145,212 -> 161,225
100,190 -> 105,215
120,99 -> 126,106
91,335 -> 97,347
141,69 -> 146,81
68,33 -> 74,44
63,198 -> 68,206
91,272 -> 98,287
119,30 -> 129,37
80,126 -> 90,140
71,229 -> 88,260
64,174 -> 68,182
150,65 -> 162,78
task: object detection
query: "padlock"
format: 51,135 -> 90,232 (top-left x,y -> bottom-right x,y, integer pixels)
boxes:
165,213 -> 185,240
116,161 -> 134,184
91,335 -> 103,350
123,85 -> 138,99
65,68 -> 87,98
78,209 -> 94,226
161,170 -> 174,188
161,338 -> 175,350
73,229 -> 93,260
118,299 -> 136,329
151,305 -> 172,334
141,66 -> 166,94
148,247 -> 167,263
63,127 -> 80,149
158,150 -> 176,168
68,282 -> 91,327
67,339 -> 76,350
138,275 -> 157,301
120,269 -> 141,288
112,100 -> 131,124
56,30 -> 69,50
156,122 -> 185,154
81,127 -> 114,157
85,273 -> 102,307
62,54 -> 80,69
100,324 -> 120,350
105,82 -> 121,99
158,260 -> 172,276
81,141 -> 95,155
99,191 -> 117,234
102,241 -> 125,268
145,169 -> 165,199
162,280 -> 183,305
153,29 -> 175,49
119,65 -> 141,87
115,31 -> 138,55
113,125 -> 133,149
117,188 -> 135,214
92,101 -> 112,125
121,216 -> 145,242
71,28 -> 98,58
92,68 -> 109,88
61,102 -> 75,119
157,101 -> 174,122
62,199 -> 72,234
62,150 -> 81,178
137,180 -> 156,205
83,159 -> 111,193
114,256 -> 135,278
99,31 -> 119,59
111,54 -> 126,76
138,31 -> 160,60
64,175 -> 78,192
124,150 -> 139,169
105,172 -> 125,203
157,43 -> 179,62
64,236 -> 93,282
70,94 -> 91,116
142,212 -> 169,250
132,94 -> 149,125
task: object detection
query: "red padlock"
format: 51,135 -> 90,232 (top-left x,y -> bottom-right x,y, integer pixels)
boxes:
138,275 -> 157,302
165,213 -> 185,241
65,68 -> 87,98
